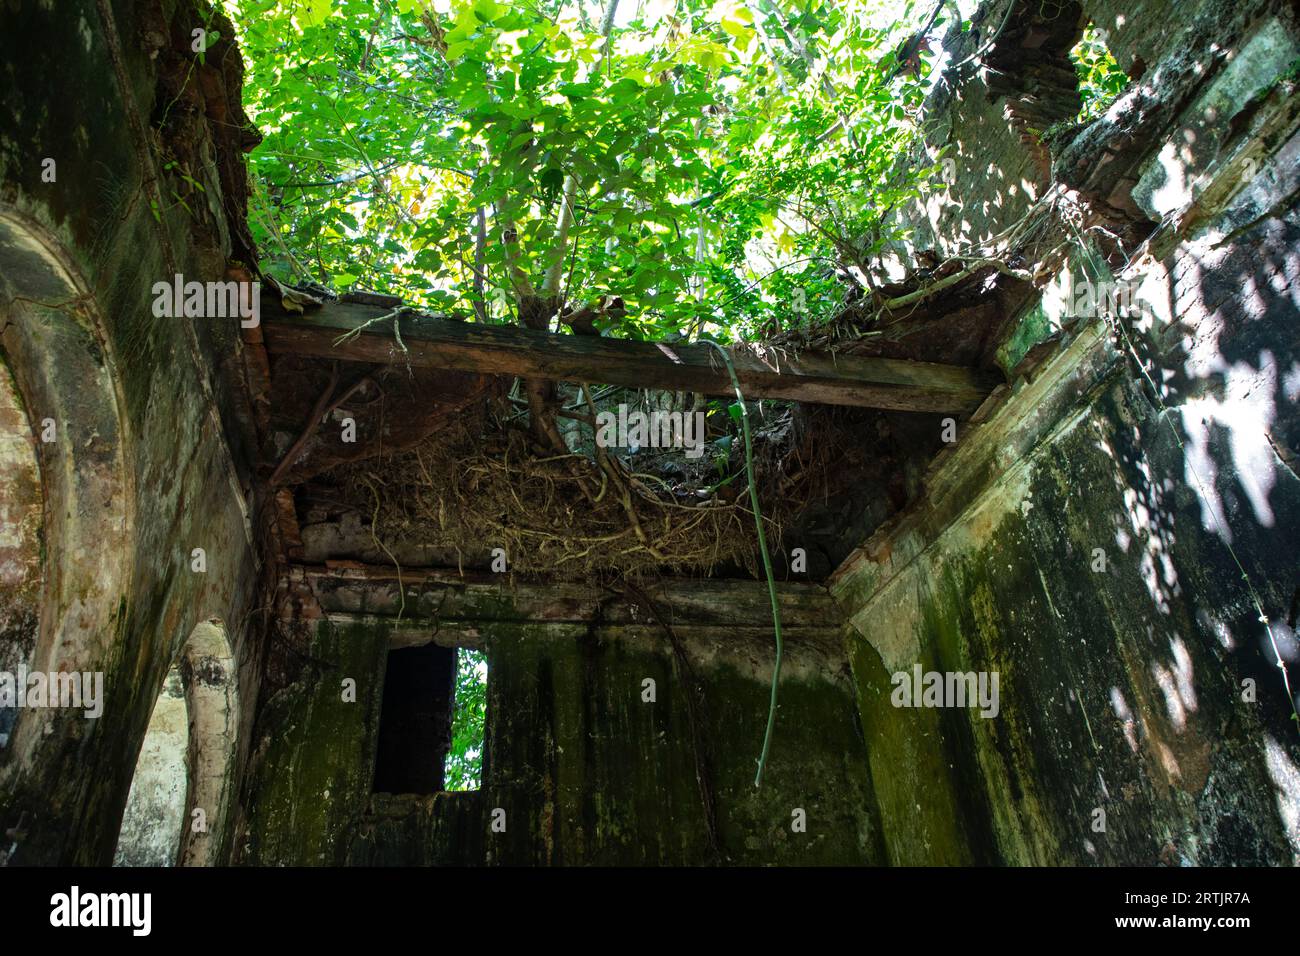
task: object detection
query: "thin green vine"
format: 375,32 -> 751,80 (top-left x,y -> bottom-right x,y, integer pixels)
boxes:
702,340 -> 785,787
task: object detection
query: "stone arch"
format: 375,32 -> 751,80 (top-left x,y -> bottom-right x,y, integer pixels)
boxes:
0,205 -> 133,858
113,618 -> 238,867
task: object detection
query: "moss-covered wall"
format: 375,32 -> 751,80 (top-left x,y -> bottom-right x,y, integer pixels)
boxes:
841,371 -> 1300,865
239,617 -> 884,866
826,0 -> 1300,868
0,0 -> 261,864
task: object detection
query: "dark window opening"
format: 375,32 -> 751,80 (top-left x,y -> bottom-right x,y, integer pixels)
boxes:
373,644 -> 487,794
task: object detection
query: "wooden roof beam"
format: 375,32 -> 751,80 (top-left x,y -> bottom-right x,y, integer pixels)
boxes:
261,300 -> 1002,413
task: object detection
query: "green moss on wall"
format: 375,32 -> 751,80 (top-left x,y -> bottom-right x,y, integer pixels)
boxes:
240,621 -> 388,865
242,617 -> 882,866
841,374 -> 1300,865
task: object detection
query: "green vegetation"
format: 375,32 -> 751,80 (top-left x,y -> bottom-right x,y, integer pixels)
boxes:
1070,25 -> 1129,124
224,0 -> 957,342
223,0 -> 963,788
445,648 -> 488,790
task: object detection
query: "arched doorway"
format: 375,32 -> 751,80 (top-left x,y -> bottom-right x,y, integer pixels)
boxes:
112,666 -> 188,867
113,619 -> 238,867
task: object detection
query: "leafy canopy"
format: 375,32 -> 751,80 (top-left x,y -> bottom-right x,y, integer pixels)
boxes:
226,0 -> 960,341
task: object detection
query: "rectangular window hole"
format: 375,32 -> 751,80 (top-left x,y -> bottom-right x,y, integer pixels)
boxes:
373,645 -> 487,795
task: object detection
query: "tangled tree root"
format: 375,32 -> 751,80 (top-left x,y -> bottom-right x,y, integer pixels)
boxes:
334,401 -> 791,581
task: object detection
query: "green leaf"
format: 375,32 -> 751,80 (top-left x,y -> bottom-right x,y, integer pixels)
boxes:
303,0 -> 331,26
472,0 -> 505,24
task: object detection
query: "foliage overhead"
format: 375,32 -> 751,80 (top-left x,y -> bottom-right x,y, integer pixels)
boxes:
227,0 -> 963,341
1070,24 -> 1129,124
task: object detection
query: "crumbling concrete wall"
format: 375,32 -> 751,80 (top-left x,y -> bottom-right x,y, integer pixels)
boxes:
7,0 -> 1293,871
0,0 -> 262,864
237,593 -> 883,866
832,0 -> 1300,864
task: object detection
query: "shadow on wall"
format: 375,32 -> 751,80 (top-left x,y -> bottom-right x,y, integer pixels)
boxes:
838,2 -> 1300,866
1035,11 -> 1300,858
1116,121 -> 1300,855
1049,162 -> 1300,857
1118,121 -> 1300,729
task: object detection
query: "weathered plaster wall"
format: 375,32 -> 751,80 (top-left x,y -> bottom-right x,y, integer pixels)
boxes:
0,356 -> 42,751
238,609 -> 883,866
832,0 -> 1300,865
4,0 -> 1291,871
0,0 -> 261,864
837,362 -> 1300,865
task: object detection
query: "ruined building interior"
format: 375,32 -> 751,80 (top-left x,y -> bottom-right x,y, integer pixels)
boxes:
1,0 -> 1299,878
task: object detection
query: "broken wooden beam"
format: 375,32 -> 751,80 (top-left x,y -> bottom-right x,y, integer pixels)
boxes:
261,299 -> 1002,413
